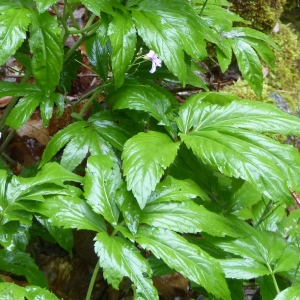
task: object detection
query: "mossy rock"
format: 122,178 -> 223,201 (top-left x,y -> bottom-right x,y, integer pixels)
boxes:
228,0 -> 286,32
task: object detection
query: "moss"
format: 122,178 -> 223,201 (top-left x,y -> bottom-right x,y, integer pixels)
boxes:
228,0 -> 286,33
223,24 -> 300,114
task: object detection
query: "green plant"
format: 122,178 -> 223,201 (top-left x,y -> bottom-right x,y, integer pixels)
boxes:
1,0 -> 300,299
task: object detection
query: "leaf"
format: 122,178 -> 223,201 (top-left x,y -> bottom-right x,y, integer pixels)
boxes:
115,183 -> 141,235
29,195 -> 107,232
0,82 -> 41,98
256,276 -> 278,300
35,0 -> 57,12
148,176 -> 209,204
122,131 -> 180,208
218,259 -> 270,279
113,83 -> 172,126
274,286 -> 300,300
29,11 -> 63,92
95,231 -> 159,300
59,50 -> 82,92
0,249 -> 47,287
5,92 -> 43,130
81,0 -> 117,16
89,111 -> 136,151
273,244 -> 300,273
108,11 -> 136,88
0,7 -> 31,65
142,201 -> 240,237
230,38 -> 263,97
136,226 -> 230,300
25,285 -> 60,300
84,155 -> 121,225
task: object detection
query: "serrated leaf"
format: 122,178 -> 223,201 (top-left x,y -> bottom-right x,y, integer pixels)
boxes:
136,226 -> 230,300
115,184 -> 141,235
25,285 -> 60,300
89,111 -> 136,151
0,283 -> 24,300
148,176 -> 209,204
108,11 -> 136,88
84,155 -> 121,225
122,131 -> 180,208
256,276 -> 278,300
142,201 -> 240,237
95,231 -> 159,300
81,0 -> 117,16
35,0 -> 57,12
218,258 -> 270,279
29,195 -> 106,232
113,83 -> 172,125
5,92 -> 42,130
0,82 -> 41,98
230,38 -> 263,96
273,244 -> 300,273
274,286 -> 300,300
29,11 -> 63,92
0,7 -> 31,65
0,249 -> 47,287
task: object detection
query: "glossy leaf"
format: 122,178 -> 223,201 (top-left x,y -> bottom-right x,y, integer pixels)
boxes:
25,286 -> 60,300
230,38 -> 263,96
0,7 -> 31,65
274,287 -> 300,300
147,176 -> 208,204
29,11 -> 63,92
5,92 -> 43,130
84,155 -> 121,225
136,226 -> 230,300
0,82 -> 41,98
122,131 -> 180,208
81,0 -> 117,16
35,0 -> 57,12
142,201 -> 241,237
95,231 -> 159,299
29,195 -> 106,232
115,184 -> 141,235
113,83 -> 172,125
0,249 -> 47,287
218,258 -> 270,279
108,11 -> 136,88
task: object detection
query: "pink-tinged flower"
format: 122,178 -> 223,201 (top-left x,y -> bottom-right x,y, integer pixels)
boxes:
145,50 -> 162,73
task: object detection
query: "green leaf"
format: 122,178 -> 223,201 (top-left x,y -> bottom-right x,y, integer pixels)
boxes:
29,195 -> 106,232
142,201 -> 240,237
230,38 -> 263,97
256,276 -> 278,300
108,11 -> 136,88
29,11 -> 63,92
89,111 -> 136,151
0,7 -> 31,65
148,176 -> 209,204
0,82 -> 41,98
218,258 -> 270,279
95,231 -> 159,299
85,31 -> 110,80
122,131 -> 180,208
81,0 -> 117,16
59,50 -> 82,92
148,256 -> 175,277
36,216 -> 74,256
0,249 -> 47,287
25,285 -> 60,300
115,183 -> 141,235
273,244 -> 300,273
113,83 -> 172,126
5,92 -> 42,130
35,0 -> 57,12
84,155 -> 121,225
274,286 -> 300,300
136,226 -> 230,300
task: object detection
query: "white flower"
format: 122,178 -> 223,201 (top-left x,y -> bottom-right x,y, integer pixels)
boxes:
145,50 -> 162,73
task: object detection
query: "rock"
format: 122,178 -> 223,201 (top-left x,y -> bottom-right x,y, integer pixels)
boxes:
268,92 -> 292,114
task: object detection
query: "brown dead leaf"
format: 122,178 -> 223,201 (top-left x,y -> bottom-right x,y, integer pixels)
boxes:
17,118 -> 49,146
0,96 -> 12,107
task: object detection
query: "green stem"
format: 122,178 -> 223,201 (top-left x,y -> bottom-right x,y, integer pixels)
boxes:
0,129 -> 16,155
199,0 -> 209,17
254,200 -> 272,228
78,89 -> 101,117
0,70 -> 32,131
69,21 -> 100,35
66,2 -> 80,30
85,261 -> 100,300
269,269 -> 280,294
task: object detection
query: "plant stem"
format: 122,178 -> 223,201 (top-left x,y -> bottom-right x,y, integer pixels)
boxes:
66,2 -> 80,30
254,200 -> 272,228
85,261 -> 100,300
78,89 -> 101,117
69,20 -> 100,35
269,268 -> 280,294
0,129 -> 15,155
199,0 -> 209,17
0,69 -> 32,131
